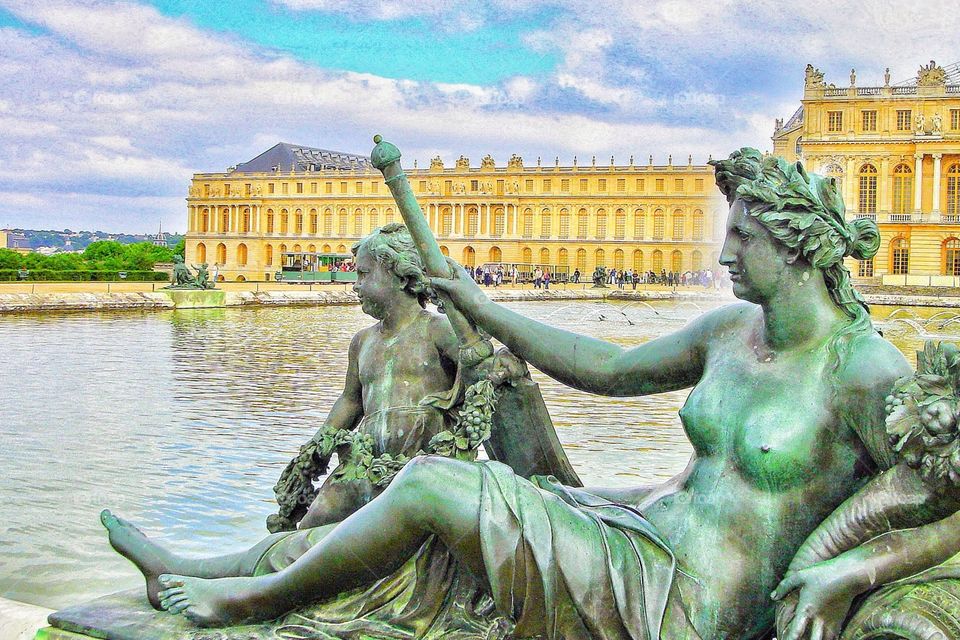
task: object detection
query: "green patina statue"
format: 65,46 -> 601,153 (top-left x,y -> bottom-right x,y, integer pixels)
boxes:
164,256 -> 216,290
46,144 -> 960,640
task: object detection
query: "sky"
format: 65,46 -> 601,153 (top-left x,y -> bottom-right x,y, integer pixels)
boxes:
0,0 -> 955,234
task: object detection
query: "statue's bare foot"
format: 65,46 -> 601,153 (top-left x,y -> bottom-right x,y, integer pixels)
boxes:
100,509 -> 171,610
157,574 -> 276,627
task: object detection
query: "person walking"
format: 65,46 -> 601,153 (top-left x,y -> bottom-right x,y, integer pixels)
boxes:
572,268 -> 580,284
543,270 -> 551,290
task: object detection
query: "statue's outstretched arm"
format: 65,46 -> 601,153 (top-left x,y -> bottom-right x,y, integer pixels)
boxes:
430,265 -> 713,397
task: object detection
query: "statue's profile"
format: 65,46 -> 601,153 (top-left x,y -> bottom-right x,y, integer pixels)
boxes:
45,143 -> 960,640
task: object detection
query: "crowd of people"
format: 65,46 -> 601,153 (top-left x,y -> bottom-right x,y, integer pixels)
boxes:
466,264 -> 728,290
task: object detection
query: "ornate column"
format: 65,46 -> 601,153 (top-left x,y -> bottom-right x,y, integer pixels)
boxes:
914,153 -> 924,213
933,153 -> 943,214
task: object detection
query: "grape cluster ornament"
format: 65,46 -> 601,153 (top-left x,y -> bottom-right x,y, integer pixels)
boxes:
886,341 -> 960,489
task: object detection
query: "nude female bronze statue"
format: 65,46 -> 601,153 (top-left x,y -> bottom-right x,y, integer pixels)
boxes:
96,147 -> 960,640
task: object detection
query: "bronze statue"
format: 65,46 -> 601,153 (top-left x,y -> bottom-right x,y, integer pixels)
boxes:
164,257 -> 216,290
72,145 -> 960,640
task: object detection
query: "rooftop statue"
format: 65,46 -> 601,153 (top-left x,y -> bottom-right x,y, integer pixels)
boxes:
47,143 -> 960,640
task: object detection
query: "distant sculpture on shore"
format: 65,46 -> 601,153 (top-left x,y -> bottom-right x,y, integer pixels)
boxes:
165,256 -> 215,290
591,264 -> 608,288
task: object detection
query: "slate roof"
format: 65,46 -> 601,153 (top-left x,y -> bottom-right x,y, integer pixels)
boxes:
232,143 -> 371,174
781,105 -> 804,132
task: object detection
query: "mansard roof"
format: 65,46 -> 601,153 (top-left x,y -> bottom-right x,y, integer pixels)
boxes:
231,143 -> 370,174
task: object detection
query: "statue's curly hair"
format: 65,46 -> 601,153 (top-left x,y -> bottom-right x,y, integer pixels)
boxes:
352,223 -> 434,307
710,148 -> 880,322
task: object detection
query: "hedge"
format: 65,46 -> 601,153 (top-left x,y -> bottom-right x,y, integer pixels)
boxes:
0,270 -> 170,282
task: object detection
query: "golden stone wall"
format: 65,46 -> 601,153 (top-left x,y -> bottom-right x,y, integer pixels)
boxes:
184,155 -> 725,282
773,62 -> 960,284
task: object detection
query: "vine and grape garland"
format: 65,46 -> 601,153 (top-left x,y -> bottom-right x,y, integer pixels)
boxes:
886,340 -> 960,490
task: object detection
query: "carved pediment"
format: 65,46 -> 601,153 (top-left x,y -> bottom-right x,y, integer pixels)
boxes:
917,60 -> 946,87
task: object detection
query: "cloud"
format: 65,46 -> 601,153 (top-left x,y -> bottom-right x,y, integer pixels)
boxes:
0,0 -> 952,232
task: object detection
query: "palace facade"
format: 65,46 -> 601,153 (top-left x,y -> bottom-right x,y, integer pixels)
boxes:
184,143 -> 725,282
773,61 -> 960,285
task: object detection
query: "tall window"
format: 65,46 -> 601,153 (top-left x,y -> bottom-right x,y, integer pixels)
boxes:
652,210 -> 664,240
896,110 -> 912,131
338,209 -> 348,235
522,209 -> 533,238
558,248 -> 568,266
614,210 -> 626,239
858,259 -> 874,277
614,249 -> 624,270
672,212 -> 684,240
858,164 -> 878,213
493,208 -> 505,236
264,244 -> 272,266
368,209 -> 378,232
576,248 -> 586,271
467,208 -> 478,236
652,250 -> 663,273
266,210 -> 274,234
948,164 -> 960,216
540,248 -> 550,264
892,164 -> 913,214
237,243 -> 247,266
323,210 -> 333,235
280,210 -> 288,234
691,250 -> 703,271
196,242 -> 206,263
222,209 -> 230,232
671,250 -> 683,273
385,208 -> 395,224
861,110 -> 877,131
952,109 -> 960,131
353,209 -> 363,235
295,210 -> 303,234
891,238 -> 909,275
633,250 -> 643,272
561,179 -> 570,192
692,210 -> 704,240
522,247 -> 532,264
441,207 -> 453,236
201,209 -> 209,232
827,110 -> 843,132
241,208 -> 250,233
595,248 -> 605,268
596,210 -> 607,239
310,210 -> 318,234
577,209 -> 589,238
558,210 -> 570,239
634,210 -> 644,239
216,243 -> 226,265
945,239 -> 960,276
540,210 -> 551,238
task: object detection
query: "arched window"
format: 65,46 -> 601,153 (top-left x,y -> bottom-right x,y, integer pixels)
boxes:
338,209 -> 348,235
295,209 -> 304,234
493,208 -> 505,236
576,248 -> 587,271
691,250 -> 703,271
441,207 -> 453,236
891,237 -> 909,275
308,244 -> 316,253
293,243 -> 302,253
439,245 -> 449,257
321,244 -> 331,253
614,249 -> 624,270
633,209 -> 645,239
279,243 -> 287,256
948,164 -> 960,216
266,209 -> 275,234
237,243 -> 248,266
385,208 -> 395,224
309,209 -> 318,235
944,238 -> 960,276
595,248 -> 605,268
196,242 -> 206,264
692,210 -> 704,241
367,208 -> 377,233
892,164 -> 913,214
337,244 -> 346,253
540,247 -> 550,264
577,209 -> 589,239
242,208 -> 250,233
201,208 -> 209,232
489,246 -> 502,263
462,246 -> 476,267
653,209 -> 665,240
672,210 -> 684,240
221,208 -> 230,232
595,209 -> 607,239
216,243 -> 226,265
671,250 -> 683,272
323,209 -> 333,235
633,249 -> 643,272
858,164 -> 878,213
466,207 -> 478,236
264,244 -> 272,266
354,208 -> 363,236
540,209 -> 552,238
522,247 -> 532,264
558,209 -> 570,239
522,208 -> 533,238
558,248 -> 568,266
614,209 -> 626,239
795,136 -> 803,157
280,209 -> 289,234
652,250 -> 664,272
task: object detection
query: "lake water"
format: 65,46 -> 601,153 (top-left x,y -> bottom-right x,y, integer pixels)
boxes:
0,299 -> 945,609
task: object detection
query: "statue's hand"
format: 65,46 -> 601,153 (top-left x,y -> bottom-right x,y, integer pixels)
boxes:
429,259 -> 487,314
772,559 -> 866,640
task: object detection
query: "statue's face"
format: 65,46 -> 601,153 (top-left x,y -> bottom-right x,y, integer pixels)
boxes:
352,247 -> 406,319
719,199 -> 798,305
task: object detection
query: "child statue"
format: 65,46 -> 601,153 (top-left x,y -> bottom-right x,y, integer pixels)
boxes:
267,222 -> 464,532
